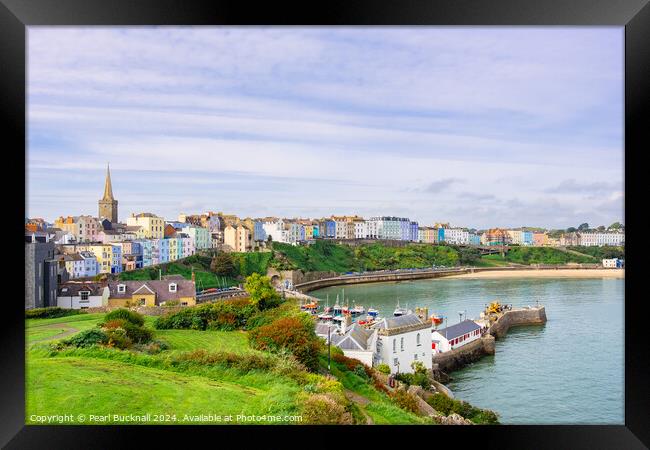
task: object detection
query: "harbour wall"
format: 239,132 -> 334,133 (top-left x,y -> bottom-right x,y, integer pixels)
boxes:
294,268 -> 470,292
433,306 -> 547,374
294,266 -> 610,293
432,335 -> 496,373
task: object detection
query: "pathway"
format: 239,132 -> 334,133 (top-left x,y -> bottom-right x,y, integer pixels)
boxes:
30,325 -> 80,343
344,389 -> 373,424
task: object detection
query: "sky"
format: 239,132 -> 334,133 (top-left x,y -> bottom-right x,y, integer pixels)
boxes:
27,27 -> 624,229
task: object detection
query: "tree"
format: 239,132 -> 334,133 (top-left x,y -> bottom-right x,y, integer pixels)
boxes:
608,222 -> 623,230
210,252 -> 235,276
597,225 -> 606,231
566,227 -> 576,233
244,273 -> 281,310
577,223 -> 589,231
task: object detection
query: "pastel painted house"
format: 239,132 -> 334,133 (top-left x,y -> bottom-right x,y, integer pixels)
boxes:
370,314 -> 432,374
107,280 -> 197,307
57,282 -> 110,309
431,319 -> 483,354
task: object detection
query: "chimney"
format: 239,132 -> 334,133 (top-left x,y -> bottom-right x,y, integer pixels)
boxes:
341,312 -> 352,334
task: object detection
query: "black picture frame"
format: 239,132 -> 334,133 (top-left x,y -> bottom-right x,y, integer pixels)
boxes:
3,0 -> 648,448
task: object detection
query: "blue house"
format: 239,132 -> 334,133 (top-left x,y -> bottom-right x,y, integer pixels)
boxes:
159,238 -> 170,263
254,221 -> 266,242
438,228 -> 445,243
409,221 -> 419,242
522,230 -> 534,246
312,225 -> 320,238
324,220 -> 336,238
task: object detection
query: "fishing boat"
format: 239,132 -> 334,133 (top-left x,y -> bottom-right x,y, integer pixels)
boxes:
332,315 -> 344,322
393,300 -> 408,317
351,303 -> 365,315
318,313 -> 333,321
367,307 -> 379,317
430,314 -> 443,326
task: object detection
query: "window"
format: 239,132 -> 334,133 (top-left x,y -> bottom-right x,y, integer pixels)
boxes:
393,358 -> 399,366
139,298 -> 146,306
417,333 -> 421,346
400,337 -> 404,352
117,284 -> 126,293
393,339 -> 396,353
80,291 -> 89,301
414,353 -> 418,360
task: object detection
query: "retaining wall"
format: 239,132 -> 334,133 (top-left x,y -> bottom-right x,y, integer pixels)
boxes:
432,335 -> 496,373
487,306 -> 547,338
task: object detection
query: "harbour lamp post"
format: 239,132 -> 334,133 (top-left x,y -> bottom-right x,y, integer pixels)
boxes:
327,325 -> 331,372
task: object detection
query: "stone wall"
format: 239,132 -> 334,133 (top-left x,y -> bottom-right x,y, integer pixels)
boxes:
432,335 -> 495,373
488,306 -> 547,338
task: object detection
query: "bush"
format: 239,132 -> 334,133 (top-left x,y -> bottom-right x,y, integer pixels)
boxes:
64,329 -> 109,348
376,363 -> 391,374
353,364 -> 369,380
244,273 -> 282,310
104,328 -> 132,349
26,307 -> 82,319
390,388 -> 420,414
248,315 -> 322,371
173,349 -> 278,373
104,309 -> 145,327
300,394 -> 352,424
425,393 -> 499,424
121,321 -> 153,344
154,299 -> 257,331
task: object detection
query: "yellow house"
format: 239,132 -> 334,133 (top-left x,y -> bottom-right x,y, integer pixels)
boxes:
126,213 -> 165,239
167,237 -> 179,261
107,280 -> 196,307
76,244 -> 114,274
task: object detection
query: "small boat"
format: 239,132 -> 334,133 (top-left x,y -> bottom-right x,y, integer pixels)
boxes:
357,320 -> 367,325
430,314 -> 443,326
393,300 -> 408,317
367,307 -> 379,317
318,313 -> 333,321
352,303 -> 365,315
332,315 -> 344,322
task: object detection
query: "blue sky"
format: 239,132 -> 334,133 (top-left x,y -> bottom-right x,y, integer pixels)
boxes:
27,27 -> 624,229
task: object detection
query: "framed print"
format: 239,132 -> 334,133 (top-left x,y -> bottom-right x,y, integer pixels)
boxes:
3,0 -> 648,448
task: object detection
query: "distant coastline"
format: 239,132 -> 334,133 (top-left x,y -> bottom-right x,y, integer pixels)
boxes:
444,268 -> 624,280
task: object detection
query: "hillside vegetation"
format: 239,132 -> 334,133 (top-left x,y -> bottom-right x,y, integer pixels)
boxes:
271,241 -> 460,272
483,247 -> 597,265
26,293 -> 431,424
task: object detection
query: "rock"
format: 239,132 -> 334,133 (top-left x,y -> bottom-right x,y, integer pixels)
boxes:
429,412 -> 473,425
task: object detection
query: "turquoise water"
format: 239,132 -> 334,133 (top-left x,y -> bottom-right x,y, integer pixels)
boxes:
311,277 -> 624,424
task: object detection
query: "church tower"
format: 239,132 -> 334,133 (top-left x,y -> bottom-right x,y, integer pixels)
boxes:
98,164 -> 118,223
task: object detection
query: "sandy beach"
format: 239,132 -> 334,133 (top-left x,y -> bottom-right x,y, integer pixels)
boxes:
445,268 -> 624,279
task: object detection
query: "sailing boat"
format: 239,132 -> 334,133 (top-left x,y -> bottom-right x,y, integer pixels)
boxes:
333,294 -> 342,314
393,299 -> 408,317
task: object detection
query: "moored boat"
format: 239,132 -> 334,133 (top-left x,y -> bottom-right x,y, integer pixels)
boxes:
393,300 -> 408,316
430,314 -> 443,326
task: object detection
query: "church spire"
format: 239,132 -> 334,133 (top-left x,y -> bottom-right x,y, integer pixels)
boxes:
102,163 -> 114,200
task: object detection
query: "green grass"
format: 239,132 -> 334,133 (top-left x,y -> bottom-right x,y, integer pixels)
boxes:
272,241 -> 459,273
155,329 -> 256,354
483,247 -> 596,265
322,356 -> 429,425
566,245 -> 624,260
26,314 -> 106,345
26,356 -> 299,424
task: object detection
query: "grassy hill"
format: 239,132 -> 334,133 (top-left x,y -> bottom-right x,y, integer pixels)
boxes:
25,305 -> 429,425
483,246 -> 597,265
271,241 -> 460,272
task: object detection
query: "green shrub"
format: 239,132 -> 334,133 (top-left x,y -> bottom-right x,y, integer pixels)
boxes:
300,393 -> 352,424
121,321 -> 153,344
105,328 -> 132,349
26,307 -> 83,319
353,364 -> 369,380
172,349 -> 278,373
425,393 -> 499,424
104,309 -> 145,327
390,388 -> 420,414
376,363 -> 391,374
154,298 -> 257,331
243,273 -> 282,310
64,329 -> 109,348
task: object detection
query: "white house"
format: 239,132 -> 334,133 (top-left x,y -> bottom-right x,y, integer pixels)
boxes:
57,282 -> 110,309
370,313 -> 432,374
579,232 -> 625,247
602,258 -> 623,268
431,319 -> 483,354
443,228 -> 470,245
79,251 -> 99,277
318,320 -> 378,367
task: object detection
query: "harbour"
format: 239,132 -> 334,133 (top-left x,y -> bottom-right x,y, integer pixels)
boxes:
310,275 -> 624,424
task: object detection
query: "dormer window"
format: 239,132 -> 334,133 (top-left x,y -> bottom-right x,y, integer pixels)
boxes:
169,283 -> 177,293
117,284 -> 126,293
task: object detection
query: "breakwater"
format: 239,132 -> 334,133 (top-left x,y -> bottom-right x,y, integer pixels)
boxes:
295,266 -> 616,293
433,306 -> 546,374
